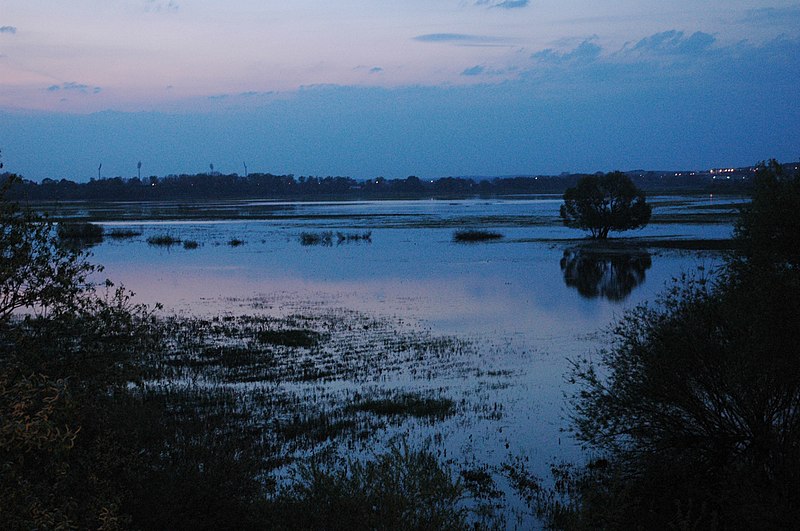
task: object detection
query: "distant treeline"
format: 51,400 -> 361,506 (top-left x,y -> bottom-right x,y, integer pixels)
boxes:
2,166 -> 772,202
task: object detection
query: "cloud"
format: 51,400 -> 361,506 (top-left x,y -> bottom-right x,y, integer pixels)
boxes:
0,26 -> 17,34
475,0 -> 529,8
533,40 -> 601,65
45,82 -> 102,94
144,1 -> 179,13
629,30 -> 715,56
461,65 -> 485,76
745,5 -> 800,23
413,33 -> 510,47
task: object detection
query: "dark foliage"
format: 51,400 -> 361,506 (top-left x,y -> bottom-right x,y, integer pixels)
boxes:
0,176 -> 98,320
56,221 -> 104,240
533,161 -> 800,529
560,172 -> 652,239
267,444 -> 468,530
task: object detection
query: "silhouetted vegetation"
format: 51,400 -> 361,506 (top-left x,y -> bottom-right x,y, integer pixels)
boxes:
182,239 -> 199,249
453,229 -> 504,243
1,174 -> 502,529
267,444 -> 470,530
227,238 -> 245,247
300,231 -> 334,246
524,160 -> 800,528
560,172 -> 652,239
336,230 -> 372,243
146,234 -> 181,246
107,228 -> 142,239
5,162 -> 790,203
56,221 -> 104,240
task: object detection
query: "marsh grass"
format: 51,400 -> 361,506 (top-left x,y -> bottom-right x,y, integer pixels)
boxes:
336,230 -> 372,244
228,238 -> 245,247
257,328 -> 322,348
56,221 -> 104,240
453,229 -> 504,243
107,228 -> 142,239
300,231 -> 333,246
146,234 -> 181,246
348,391 -> 455,420
183,240 -> 199,249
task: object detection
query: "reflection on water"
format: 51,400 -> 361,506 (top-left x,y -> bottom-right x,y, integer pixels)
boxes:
560,247 -> 652,301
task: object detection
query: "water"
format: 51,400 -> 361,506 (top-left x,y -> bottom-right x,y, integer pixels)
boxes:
81,196 -> 735,526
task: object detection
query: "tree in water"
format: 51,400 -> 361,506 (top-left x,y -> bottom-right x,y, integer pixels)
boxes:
560,172 -> 652,239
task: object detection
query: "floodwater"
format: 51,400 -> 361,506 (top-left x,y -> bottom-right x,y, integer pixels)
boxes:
80,195 -> 738,527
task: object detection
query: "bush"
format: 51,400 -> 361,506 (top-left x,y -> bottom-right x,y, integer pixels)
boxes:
268,444 -> 468,530
57,221 -> 104,240
533,161 -> 800,529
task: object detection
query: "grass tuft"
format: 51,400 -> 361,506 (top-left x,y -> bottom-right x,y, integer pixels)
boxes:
453,229 -> 503,243
147,234 -> 181,246
257,328 -> 321,348
107,228 -> 142,239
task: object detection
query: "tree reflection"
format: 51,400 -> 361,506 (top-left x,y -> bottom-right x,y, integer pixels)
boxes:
560,248 -> 652,301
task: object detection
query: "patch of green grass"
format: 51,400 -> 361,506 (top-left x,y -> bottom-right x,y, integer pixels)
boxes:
147,234 -> 181,246
453,229 -> 504,243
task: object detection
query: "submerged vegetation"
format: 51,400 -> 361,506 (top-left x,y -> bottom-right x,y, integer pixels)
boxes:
56,221 -> 104,240
299,231 -> 371,246
146,234 -> 181,246
453,229 -> 504,243
107,228 -> 142,239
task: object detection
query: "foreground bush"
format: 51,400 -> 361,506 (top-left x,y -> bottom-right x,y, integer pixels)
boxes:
57,221 -> 104,240
530,161 -> 800,529
269,444 -> 468,530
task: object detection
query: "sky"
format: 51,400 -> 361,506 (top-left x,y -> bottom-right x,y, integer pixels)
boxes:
1,1 -> 799,181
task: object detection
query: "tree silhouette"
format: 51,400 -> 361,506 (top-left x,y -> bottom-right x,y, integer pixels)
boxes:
560,172 -> 652,239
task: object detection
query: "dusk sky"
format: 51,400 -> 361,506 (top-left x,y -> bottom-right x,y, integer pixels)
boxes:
1,1 -> 799,181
